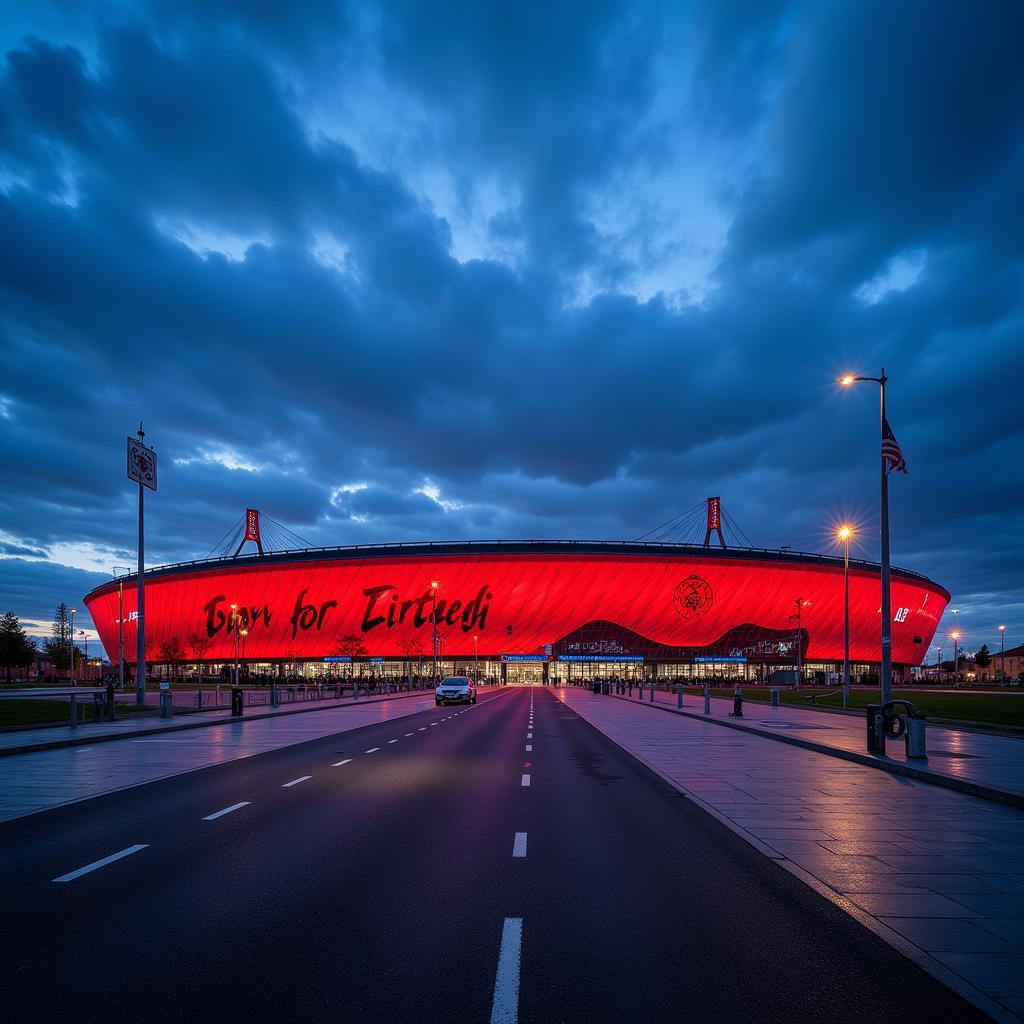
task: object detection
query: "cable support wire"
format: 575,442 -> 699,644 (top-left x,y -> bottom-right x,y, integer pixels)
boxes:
722,508 -> 754,548
634,501 -> 703,542
206,516 -> 245,560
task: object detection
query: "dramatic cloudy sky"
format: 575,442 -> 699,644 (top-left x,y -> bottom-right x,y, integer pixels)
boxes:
1,1 -> 1021,656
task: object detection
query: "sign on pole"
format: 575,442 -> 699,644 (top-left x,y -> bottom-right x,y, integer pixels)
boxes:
127,437 -> 158,491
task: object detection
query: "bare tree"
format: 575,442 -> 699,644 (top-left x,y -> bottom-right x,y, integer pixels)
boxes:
188,632 -> 213,686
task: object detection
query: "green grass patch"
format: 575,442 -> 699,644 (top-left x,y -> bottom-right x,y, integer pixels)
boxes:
678,686 -> 1024,728
0,699 -> 155,727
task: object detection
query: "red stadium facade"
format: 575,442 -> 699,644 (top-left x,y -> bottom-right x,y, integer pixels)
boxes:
84,541 -> 949,682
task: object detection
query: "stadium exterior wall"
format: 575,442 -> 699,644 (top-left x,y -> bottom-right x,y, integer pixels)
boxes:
83,542 -> 949,668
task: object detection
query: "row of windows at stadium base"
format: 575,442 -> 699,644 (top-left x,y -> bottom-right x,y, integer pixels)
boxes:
144,658 -> 907,685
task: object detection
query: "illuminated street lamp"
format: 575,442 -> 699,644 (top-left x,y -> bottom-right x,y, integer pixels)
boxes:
838,369 -> 896,703
240,628 -> 248,682
789,598 -> 811,690
113,567 -> 131,691
950,629 -> 961,688
999,624 -> 1006,685
934,646 -> 942,684
836,525 -> 856,708
473,633 -> 479,683
230,603 -> 240,687
430,581 -> 439,681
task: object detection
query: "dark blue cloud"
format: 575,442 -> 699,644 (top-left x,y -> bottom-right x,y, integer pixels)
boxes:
0,0 -> 1021,656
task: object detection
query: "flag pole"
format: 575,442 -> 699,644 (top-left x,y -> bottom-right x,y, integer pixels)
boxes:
879,368 -> 893,704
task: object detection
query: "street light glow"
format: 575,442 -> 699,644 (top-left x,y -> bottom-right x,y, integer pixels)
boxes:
950,630 -> 961,640
837,524 -> 855,541
838,374 -> 856,386
431,580 -> 439,589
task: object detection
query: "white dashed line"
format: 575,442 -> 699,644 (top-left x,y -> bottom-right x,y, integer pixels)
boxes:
513,832 -> 527,858
388,739 -> 399,744
405,732 -> 414,737
283,776 -> 312,788
53,844 -> 149,883
332,759 -> 353,767
430,723 -> 438,727
527,733 -> 533,739
525,744 -> 532,752
490,917 -> 523,1024
419,727 -> 427,731
202,801 -> 250,821
521,774 -> 531,787
365,747 -> 381,753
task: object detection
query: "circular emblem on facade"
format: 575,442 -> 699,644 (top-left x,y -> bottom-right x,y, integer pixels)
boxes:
673,576 -> 713,620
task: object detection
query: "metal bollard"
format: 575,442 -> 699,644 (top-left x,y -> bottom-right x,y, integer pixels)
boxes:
230,687 -> 243,717
196,690 -> 203,709
906,714 -> 927,759
649,681 -> 655,702
638,680 -> 644,701
873,711 -> 886,756
271,685 -> 279,708
70,693 -> 78,729
703,684 -> 710,715
770,688 -> 780,708
677,684 -> 683,709
866,704 -> 881,753
353,682 -> 359,701
159,689 -> 172,719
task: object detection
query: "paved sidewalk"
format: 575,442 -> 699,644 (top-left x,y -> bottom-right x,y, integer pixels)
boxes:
622,686 -> 1024,800
0,692 -> 453,823
0,688 -> 433,756
559,686 -> 1024,1022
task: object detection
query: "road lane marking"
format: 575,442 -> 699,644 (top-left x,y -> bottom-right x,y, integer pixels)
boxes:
202,802 -> 250,821
521,774 -> 531,787
332,759 -> 353,767
405,732 -> 414,736
388,739 -> 399,744
527,732 -> 532,739
419,727 -> 427,731
525,744 -> 532,752
365,747 -> 381,753
430,723 -> 438,727
513,832 -> 527,858
490,917 -> 523,1024
53,844 -> 148,882
283,776 -> 312,788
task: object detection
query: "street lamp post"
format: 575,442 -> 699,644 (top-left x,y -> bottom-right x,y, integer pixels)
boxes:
999,625 -> 1006,685
240,628 -> 248,683
473,634 -> 479,682
790,598 -> 809,690
230,603 -> 240,687
836,526 -> 855,708
69,607 -> 76,686
839,370 -> 895,703
430,581 -> 439,682
951,630 -> 961,689
81,631 -> 88,681
934,646 -> 942,684
113,567 -> 131,691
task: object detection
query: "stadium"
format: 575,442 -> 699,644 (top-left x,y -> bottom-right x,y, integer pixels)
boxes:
83,509 -> 949,685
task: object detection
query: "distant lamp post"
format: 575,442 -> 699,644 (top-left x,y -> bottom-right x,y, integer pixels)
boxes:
950,629 -> 961,688
80,630 -> 88,681
789,598 -> 811,690
430,581 -> 439,681
999,625 -> 1006,685
230,603 -> 240,687
113,567 -> 131,691
69,607 -> 77,686
473,634 -> 479,682
838,369 -> 896,703
934,646 -> 942,684
239,628 -> 248,681
836,525 -> 856,708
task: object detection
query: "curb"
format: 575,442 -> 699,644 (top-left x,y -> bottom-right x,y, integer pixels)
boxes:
604,690 -> 1024,810
0,690 -> 435,758
561,693 -> 1021,1024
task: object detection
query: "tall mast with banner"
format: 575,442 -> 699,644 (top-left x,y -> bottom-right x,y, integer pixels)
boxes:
127,425 -> 157,705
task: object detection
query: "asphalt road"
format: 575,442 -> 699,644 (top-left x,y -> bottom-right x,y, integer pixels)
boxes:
0,687 -> 993,1023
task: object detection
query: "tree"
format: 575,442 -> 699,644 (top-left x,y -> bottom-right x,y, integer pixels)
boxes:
975,644 -> 991,669
188,632 -> 213,686
159,638 -> 187,678
0,611 -> 38,683
398,636 -> 424,680
46,603 -> 72,675
335,634 -> 368,677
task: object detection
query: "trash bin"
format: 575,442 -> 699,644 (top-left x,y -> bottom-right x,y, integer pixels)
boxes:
231,687 -> 244,717
906,713 -> 927,759
770,688 -> 780,708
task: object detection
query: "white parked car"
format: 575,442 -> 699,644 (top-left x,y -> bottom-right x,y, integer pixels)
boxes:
436,676 -> 477,706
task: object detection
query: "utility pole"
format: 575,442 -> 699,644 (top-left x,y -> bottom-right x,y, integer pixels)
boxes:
127,424 -> 157,705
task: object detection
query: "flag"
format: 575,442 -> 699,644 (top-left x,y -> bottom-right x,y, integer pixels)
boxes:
882,417 -> 908,474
